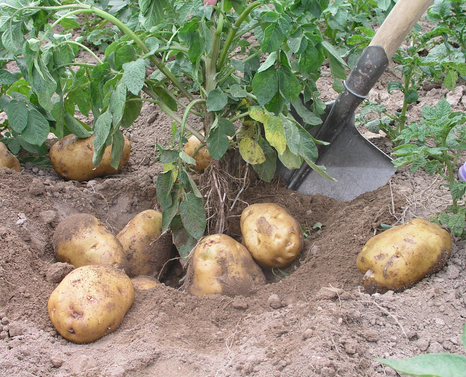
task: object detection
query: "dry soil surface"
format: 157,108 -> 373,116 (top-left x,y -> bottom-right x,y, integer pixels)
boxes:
1,56 -> 466,377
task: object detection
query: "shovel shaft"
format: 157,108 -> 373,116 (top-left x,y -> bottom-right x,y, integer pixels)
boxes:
287,0 -> 433,192
370,0 -> 434,60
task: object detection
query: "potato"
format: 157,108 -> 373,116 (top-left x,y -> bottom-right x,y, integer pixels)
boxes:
131,275 -> 160,290
240,203 -> 304,269
185,234 -> 266,297
183,135 -> 210,172
0,142 -> 21,172
117,209 -> 173,278
49,134 -> 131,181
47,264 -> 134,343
357,218 -> 452,293
53,213 -> 127,270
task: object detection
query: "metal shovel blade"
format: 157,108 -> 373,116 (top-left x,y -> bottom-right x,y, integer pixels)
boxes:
277,117 -> 395,201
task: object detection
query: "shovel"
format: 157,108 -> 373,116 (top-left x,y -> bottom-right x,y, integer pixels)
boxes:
279,0 -> 434,201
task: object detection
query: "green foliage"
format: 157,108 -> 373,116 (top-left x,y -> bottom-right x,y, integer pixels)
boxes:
377,323 -> 466,377
392,97 -> 466,238
357,0 -> 466,142
0,0 -> 350,261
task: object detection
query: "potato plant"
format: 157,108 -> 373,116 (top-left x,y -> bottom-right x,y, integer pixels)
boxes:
0,0 -> 349,262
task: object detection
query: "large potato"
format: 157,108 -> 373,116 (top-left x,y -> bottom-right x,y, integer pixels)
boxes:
53,213 -> 127,270
47,264 -> 134,343
240,203 -> 304,269
0,142 -> 21,172
117,209 -> 173,278
49,134 -> 131,181
183,135 -> 210,172
185,234 -> 266,297
357,218 -> 452,293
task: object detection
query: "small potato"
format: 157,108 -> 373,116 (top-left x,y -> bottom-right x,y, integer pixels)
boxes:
0,142 -> 21,172
47,264 -> 134,343
131,275 -> 160,290
117,209 -> 173,278
53,213 -> 127,270
49,134 -> 131,181
240,203 -> 304,269
357,218 -> 452,293
184,135 -> 210,172
185,234 -> 266,297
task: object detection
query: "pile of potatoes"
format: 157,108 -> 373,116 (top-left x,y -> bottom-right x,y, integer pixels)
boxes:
185,203 -> 304,297
48,209 -> 173,343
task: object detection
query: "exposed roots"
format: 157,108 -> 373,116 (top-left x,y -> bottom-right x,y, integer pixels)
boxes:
198,149 -> 254,235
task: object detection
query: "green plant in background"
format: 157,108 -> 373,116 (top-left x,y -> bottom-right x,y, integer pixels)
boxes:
377,323 -> 466,376
357,0 -> 466,143
0,0 -> 349,261
392,97 -> 466,238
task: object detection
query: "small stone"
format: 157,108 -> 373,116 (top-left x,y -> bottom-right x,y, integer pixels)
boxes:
46,263 -> 75,283
363,329 -> 379,343
232,298 -> 249,310
344,341 -> 357,355
8,322 -> 25,337
428,341 -> 444,354
268,294 -> 283,309
302,328 -> 313,340
447,264 -> 461,280
70,355 -> 100,376
0,331 -> 8,340
40,210 -> 58,225
316,287 -> 343,300
51,357 -> 64,368
417,338 -> 430,352
1,317 -> 10,325
28,178 -> 45,196
406,331 -> 418,340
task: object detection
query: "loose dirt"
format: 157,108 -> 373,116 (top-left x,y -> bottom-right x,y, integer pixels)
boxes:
1,60 -> 466,376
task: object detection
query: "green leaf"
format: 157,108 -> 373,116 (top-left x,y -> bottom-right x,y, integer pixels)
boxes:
156,171 -> 174,209
258,52 -> 277,73
444,70 -> 458,92
261,22 -> 285,53
290,98 -> 323,126
161,192 -> 180,233
206,118 -> 234,161
206,88 -> 228,112
139,0 -> 169,29
278,146 -> 303,170
64,113 -> 92,138
263,113 -> 287,155
179,193 -> 206,240
322,41 -> 347,80
251,67 -> 279,106
405,89 -> 419,104
121,94 -> 143,128
6,99 -> 28,133
92,111 -> 112,166
110,83 -> 127,126
377,0 -> 391,11
170,215 -> 198,264
31,60 -> 56,111
376,354 -> 466,377
59,17 -> 81,30
22,108 -> 49,146
278,65 -> 301,100
252,137 -> 276,182
239,136 -> 266,164
110,129 -> 125,170
122,59 -> 145,95
450,182 -> 466,202
0,69 -> 18,85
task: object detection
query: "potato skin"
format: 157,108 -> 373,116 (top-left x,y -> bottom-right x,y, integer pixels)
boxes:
131,275 -> 160,290
183,135 -> 210,172
240,203 -> 304,269
47,264 -> 134,344
49,134 -> 131,181
185,234 -> 266,297
53,213 -> 127,270
357,218 -> 452,293
117,209 -> 172,278
0,142 -> 21,172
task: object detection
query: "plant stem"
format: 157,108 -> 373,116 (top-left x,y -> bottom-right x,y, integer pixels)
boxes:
216,1 -> 262,71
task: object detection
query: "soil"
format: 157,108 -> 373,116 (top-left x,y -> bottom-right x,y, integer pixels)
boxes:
2,34 -> 466,377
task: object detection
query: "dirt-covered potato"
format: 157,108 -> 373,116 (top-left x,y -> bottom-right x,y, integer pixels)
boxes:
183,135 -> 210,172
49,134 -> 131,181
53,213 -> 127,270
131,275 -> 160,290
117,209 -> 173,278
0,142 -> 20,172
357,218 -> 452,293
185,234 -> 266,297
240,203 -> 304,269
47,264 -> 134,344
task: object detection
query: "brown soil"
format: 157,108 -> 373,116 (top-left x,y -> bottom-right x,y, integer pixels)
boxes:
1,46 -> 466,377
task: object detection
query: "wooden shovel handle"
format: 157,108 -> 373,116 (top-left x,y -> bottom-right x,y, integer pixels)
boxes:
369,0 -> 434,60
